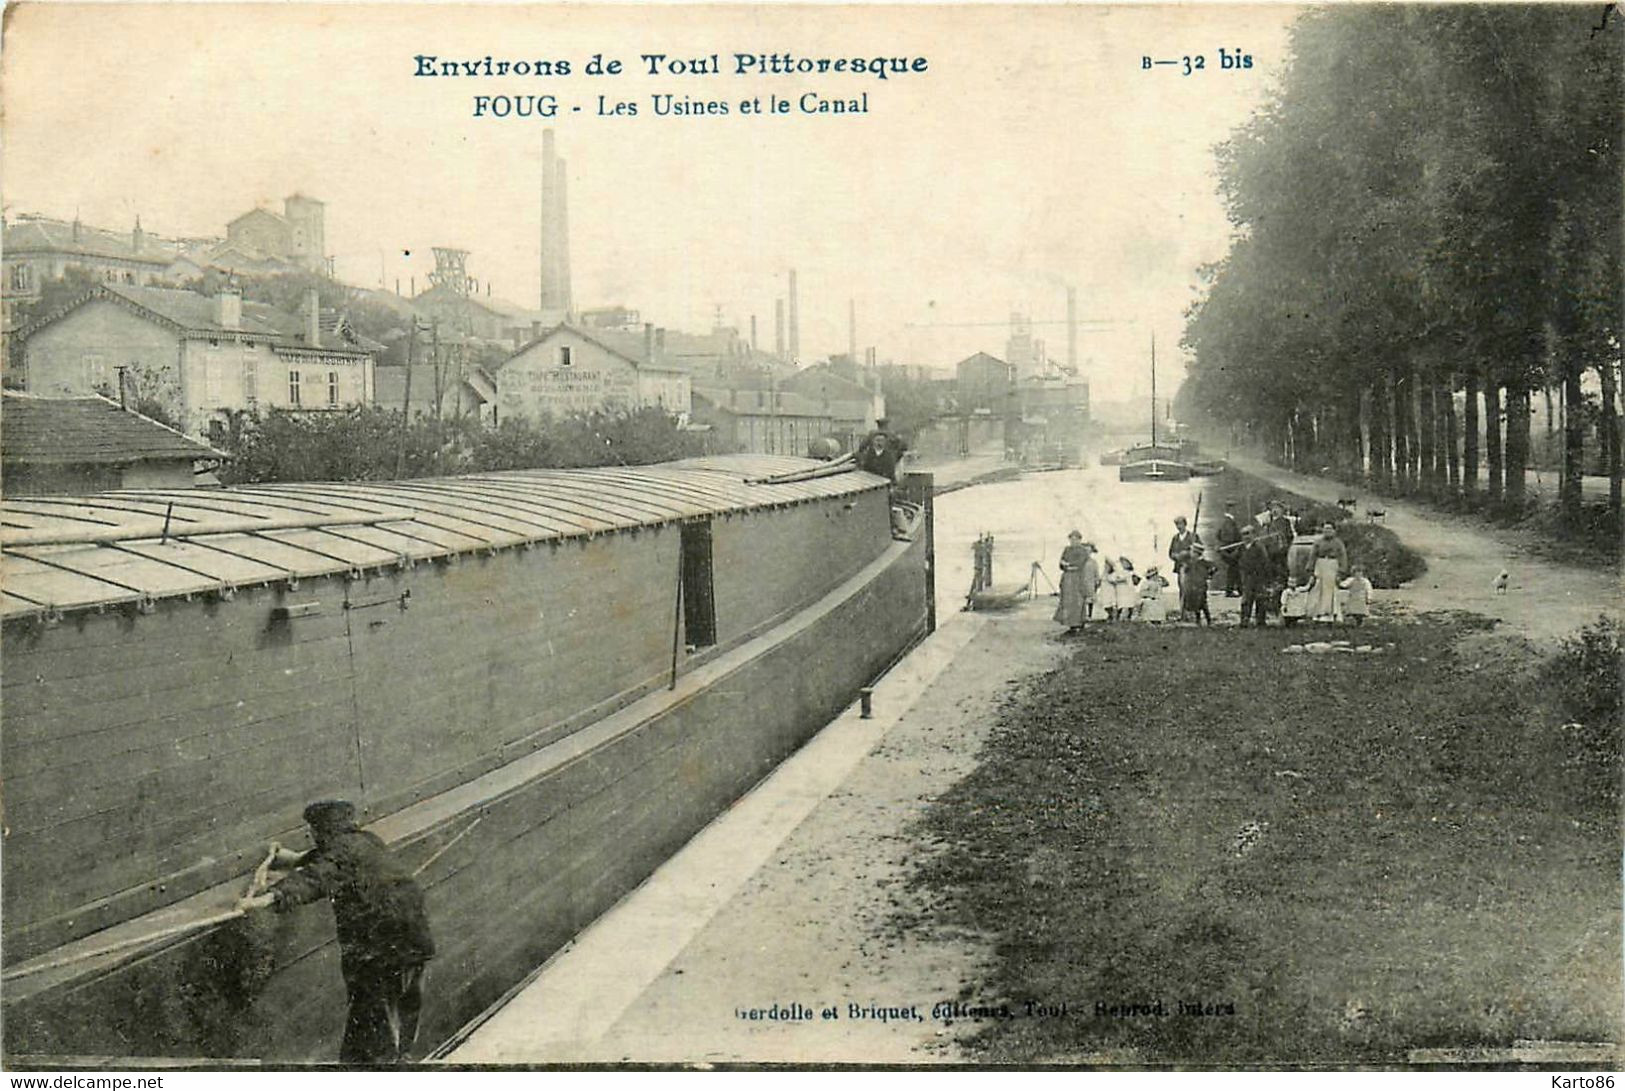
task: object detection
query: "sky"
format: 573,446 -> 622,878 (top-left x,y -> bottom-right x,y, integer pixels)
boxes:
1,3 -> 1300,399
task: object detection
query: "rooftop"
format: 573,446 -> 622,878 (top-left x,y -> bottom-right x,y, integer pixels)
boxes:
0,455 -> 885,620
4,215 -> 177,265
1,392 -> 225,467
20,284 -> 379,355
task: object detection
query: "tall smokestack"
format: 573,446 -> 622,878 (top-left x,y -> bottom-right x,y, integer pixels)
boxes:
556,158 -> 572,317
540,129 -> 555,310
848,299 -> 856,361
1067,286 -> 1078,372
774,299 -> 786,359
539,129 -> 572,316
750,314 -> 758,351
787,269 -> 800,363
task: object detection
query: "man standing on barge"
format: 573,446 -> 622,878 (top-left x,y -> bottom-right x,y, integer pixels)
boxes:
240,800 -> 435,1064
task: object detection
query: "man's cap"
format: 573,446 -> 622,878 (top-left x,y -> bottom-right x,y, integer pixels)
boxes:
303,800 -> 358,830
1174,516 -> 1188,526
1068,529 -> 1083,540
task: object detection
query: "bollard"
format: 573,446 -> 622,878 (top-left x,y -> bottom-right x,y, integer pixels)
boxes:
859,687 -> 874,719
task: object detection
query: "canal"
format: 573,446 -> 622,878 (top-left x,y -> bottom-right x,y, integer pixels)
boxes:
931,462 -> 1260,621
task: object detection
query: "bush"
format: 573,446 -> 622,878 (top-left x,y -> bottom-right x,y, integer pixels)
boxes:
1340,524 -> 1428,588
1541,618 -> 1623,799
217,406 -> 706,485
1257,491 -> 1429,589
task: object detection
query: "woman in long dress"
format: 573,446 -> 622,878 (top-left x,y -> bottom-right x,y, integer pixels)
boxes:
1304,521 -> 1349,620
1053,531 -> 1092,631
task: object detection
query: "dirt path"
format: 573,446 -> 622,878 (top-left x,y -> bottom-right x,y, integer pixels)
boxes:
448,613 -> 1064,1064
576,615 -> 1060,1063
1229,455 -> 1621,645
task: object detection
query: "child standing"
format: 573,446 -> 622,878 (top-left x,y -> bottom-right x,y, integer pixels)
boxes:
1181,551 -> 1214,625
1137,567 -> 1169,623
1339,565 -> 1374,626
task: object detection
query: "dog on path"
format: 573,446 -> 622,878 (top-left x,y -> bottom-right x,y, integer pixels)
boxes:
1492,570 -> 1510,595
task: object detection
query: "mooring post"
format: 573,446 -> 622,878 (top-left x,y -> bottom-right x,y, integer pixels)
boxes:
859,687 -> 874,719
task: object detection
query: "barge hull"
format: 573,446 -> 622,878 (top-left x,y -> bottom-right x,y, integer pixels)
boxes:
3,533 -> 929,1061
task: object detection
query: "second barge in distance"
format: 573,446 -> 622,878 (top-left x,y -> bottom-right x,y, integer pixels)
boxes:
1,454 -> 934,1062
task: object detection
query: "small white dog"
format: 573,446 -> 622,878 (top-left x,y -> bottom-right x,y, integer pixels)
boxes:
1492,570 -> 1510,595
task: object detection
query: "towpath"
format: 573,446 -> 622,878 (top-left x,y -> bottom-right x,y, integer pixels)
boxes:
445,609 -> 1061,1063
1228,455 -> 1620,646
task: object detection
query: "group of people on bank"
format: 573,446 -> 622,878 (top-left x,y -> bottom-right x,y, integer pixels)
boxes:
1053,499 -> 1374,632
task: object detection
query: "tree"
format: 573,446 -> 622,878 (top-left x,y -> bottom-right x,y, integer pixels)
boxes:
1184,4 -> 1621,541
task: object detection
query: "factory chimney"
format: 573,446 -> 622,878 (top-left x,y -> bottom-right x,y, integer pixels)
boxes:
539,129 -> 573,316
787,269 -> 800,363
556,158 -> 572,317
774,299 -> 786,359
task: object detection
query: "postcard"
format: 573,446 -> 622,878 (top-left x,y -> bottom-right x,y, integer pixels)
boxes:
1,1 -> 1619,1075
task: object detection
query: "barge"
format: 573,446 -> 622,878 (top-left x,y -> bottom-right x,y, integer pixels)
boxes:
0,455 -> 933,1061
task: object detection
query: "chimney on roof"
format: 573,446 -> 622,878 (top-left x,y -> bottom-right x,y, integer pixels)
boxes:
655,328 -> 667,365
71,216 -> 83,243
644,323 -> 655,364
132,216 -> 145,254
215,285 -> 242,330
531,319 -> 542,341
303,287 -> 321,345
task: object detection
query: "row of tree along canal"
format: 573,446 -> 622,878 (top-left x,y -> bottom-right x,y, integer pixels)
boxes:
1181,5 -> 1622,530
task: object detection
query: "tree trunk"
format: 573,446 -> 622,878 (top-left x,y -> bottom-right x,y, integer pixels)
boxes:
1418,373 -> 1437,498
1505,385 -> 1530,510
1561,361 -> 1585,525
1444,381 -> 1461,491
1393,366 -> 1412,494
1602,358 -> 1622,515
1463,369 -> 1480,495
1370,373 -> 1392,494
1485,383 -> 1504,503
1346,389 -> 1365,482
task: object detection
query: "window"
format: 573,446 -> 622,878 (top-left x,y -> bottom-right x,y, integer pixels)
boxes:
9,264 -> 31,291
680,519 -> 717,650
288,370 -> 302,406
81,354 -> 108,392
242,355 -> 258,405
558,346 -> 573,368
204,344 -> 224,403
327,371 -> 339,406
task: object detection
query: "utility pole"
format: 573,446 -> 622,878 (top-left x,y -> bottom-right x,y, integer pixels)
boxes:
397,319 -> 419,478
431,320 -> 444,421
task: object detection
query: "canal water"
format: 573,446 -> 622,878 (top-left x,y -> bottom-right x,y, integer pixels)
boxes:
931,462 -> 1264,621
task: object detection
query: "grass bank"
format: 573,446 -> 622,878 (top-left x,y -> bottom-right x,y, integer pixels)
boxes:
903,618 -> 1620,1064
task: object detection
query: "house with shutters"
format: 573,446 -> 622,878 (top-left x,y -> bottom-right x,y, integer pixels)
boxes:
14,283 -> 377,442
